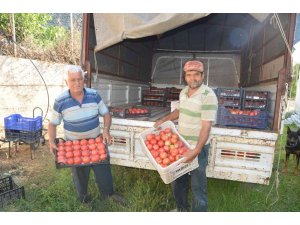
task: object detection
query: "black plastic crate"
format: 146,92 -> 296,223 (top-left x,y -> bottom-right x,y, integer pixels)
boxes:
216,106 -> 268,129
5,129 -> 42,143
0,176 -> 25,207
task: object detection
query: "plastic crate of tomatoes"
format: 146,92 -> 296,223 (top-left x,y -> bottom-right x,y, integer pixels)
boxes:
54,136 -> 109,169
109,106 -> 150,118
216,106 -> 268,129
139,121 -> 199,184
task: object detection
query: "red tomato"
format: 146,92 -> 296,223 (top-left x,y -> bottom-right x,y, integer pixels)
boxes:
98,148 -> 106,155
67,158 -> 74,165
80,145 -> 88,151
172,134 -> 179,139
97,143 -> 106,150
163,158 -> 170,166
150,150 -> 159,158
170,148 -> 179,157
177,141 -> 184,147
74,157 -> 82,164
73,150 -> 81,157
146,134 -> 154,141
65,140 -> 73,146
57,140 -> 64,147
150,139 -> 157,145
152,144 -> 159,151
65,146 -> 73,152
169,155 -> 175,162
146,144 -> 153,150
80,139 -> 88,145
155,135 -> 161,141
155,157 -> 162,164
158,140 -> 164,147
73,140 -> 80,145
158,148 -> 165,153
88,144 -> 96,150
82,150 -> 90,157
57,150 -> 65,157
57,156 -> 66,163
171,137 -> 178,144
179,147 -> 187,155
164,128 -> 172,133
58,146 -> 65,151
82,156 -> 90,164
163,145 -> 170,151
91,154 -> 100,163
73,144 -> 81,151
65,151 -> 74,159
145,140 -> 150,145
91,149 -> 98,155
95,136 -> 103,143
159,131 -> 165,136
88,139 -> 95,145
100,154 -> 107,161
159,152 -> 168,159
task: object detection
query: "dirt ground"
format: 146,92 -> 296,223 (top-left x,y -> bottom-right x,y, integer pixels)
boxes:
0,141 -> 54,186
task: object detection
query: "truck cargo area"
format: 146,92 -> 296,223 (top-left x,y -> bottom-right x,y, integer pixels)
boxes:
82,13 -> 296,184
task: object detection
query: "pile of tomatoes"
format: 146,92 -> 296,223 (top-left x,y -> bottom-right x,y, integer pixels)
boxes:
56,136 -> 107,166
127,107 -> 149,115
144,128 -> 189,168
228,108 -> 259,116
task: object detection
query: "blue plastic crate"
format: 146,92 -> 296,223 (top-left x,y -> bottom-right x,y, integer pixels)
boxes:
4,114 -> 42,132
216,106 -> 268,129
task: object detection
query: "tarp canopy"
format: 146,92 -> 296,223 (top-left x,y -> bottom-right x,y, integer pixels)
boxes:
93,13 -> 269,52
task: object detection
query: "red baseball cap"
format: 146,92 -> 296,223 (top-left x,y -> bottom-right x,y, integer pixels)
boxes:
183,60 -> 203,72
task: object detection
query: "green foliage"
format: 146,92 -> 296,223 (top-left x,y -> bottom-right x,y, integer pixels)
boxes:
290,64 -> 299,99
0,13 -> 69,48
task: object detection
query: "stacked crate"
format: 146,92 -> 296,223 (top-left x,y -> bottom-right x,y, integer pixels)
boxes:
142,87 -> 167,107
165,87 -> 182,107
216,88 -> 269,129
4,114 -> 43,143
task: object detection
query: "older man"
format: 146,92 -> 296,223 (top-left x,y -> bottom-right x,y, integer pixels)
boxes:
48,65 -> 124,204
154,60 -> 218,211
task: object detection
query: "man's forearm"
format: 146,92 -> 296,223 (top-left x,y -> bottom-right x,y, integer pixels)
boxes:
48,123 -> 57,144
159,109 -> 179,123
103,113 -> 111,131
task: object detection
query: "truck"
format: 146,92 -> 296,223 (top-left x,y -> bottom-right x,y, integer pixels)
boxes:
80,13 -> 297,185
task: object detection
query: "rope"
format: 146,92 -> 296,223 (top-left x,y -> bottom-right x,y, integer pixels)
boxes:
273,13 -> 293,58
266,82 -> 288,206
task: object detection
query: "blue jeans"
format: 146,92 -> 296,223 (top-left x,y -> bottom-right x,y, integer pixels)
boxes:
71,162 -> 114,202
171,144 -> 209,212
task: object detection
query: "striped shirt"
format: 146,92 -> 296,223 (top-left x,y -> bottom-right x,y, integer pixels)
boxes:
50,88 -> 109,141
177,84 -> 218,146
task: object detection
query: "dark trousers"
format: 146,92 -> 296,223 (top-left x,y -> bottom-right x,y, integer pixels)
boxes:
171,144 -> 209,212
71,163 -> 114,202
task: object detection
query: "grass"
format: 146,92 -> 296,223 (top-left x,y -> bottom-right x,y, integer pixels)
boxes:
2,126 -> 300,212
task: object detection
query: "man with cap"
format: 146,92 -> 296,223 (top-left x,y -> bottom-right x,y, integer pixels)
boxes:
154,59 -> 218,212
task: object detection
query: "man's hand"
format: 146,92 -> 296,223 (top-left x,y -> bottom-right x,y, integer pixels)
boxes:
49,141 -> 57,155
102,130 -> 112,145
182,148 -> 198,163
154,119 -> 164,128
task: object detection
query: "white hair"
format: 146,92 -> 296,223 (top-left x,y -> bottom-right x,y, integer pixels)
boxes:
64,65 -> 85,81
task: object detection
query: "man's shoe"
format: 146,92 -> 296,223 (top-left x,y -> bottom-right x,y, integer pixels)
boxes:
109,193 -> 126,206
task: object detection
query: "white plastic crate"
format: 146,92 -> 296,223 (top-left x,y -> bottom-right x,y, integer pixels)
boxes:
139,120 -> 199,184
